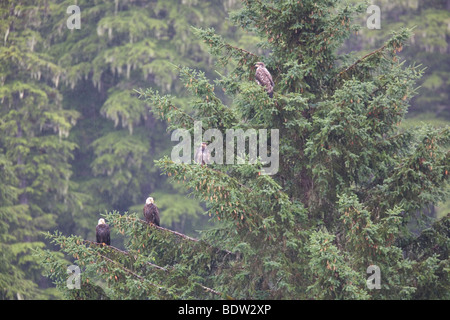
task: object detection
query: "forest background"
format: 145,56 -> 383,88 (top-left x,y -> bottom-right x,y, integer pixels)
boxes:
0,0 -> 449,299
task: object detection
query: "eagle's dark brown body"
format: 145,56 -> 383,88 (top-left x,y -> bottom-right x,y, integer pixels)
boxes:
96,222 -> 110,245
144,202 -> 160,226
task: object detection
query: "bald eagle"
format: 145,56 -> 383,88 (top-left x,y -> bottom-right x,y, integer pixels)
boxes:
143,197 -> 160,226
194,142 -> 210,166
96,218 -> 110,246
255,62 -> 274,98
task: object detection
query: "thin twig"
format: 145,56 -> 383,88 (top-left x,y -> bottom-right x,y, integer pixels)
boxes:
339,44 -> 388,77
84,239 -> 168,271
224,43 -> 259,59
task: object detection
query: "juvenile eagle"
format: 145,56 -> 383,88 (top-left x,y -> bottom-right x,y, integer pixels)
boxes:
255,62 -> 274,98
194,142 -> 210,165
96,218 -> 110,246
143,197 -> 160,226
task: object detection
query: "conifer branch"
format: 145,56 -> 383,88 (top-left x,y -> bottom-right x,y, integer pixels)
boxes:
114,214 -> 235,256
95,251 -> 166,291
338,44 -> 388,78
118,215 -> 201,242
82,239 -> 225,297
160,159 -> 273,231
134,88 -> 197,125
83,239 -> 168,271
338,29 -> 411,79
243,0 -> 281,14
223,43 -> 259,59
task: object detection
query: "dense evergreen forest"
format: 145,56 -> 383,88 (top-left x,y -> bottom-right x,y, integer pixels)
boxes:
0,0 -> 449,300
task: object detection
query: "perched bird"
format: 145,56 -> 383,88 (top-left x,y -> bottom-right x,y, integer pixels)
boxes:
254,62 -> 274,98
96,218 -> 110,246
143,197 -> 160,226
194,142 -> 210,166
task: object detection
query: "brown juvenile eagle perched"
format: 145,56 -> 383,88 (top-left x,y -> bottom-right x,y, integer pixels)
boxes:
255,62 -> 274,98
143,197 -> 160,226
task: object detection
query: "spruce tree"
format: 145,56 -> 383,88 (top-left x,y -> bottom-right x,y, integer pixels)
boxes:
0,0 -> 79,299
38,0 -> 449,300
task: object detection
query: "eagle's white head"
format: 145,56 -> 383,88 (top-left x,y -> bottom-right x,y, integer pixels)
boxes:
146,197 -> 154,205
255,62 -> 265,68
98,218 -> 106,225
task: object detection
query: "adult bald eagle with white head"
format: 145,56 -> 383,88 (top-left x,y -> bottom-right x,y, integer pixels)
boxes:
96,218 -> 110,246
143,197 -> 160,226
255,62 -> 274,98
